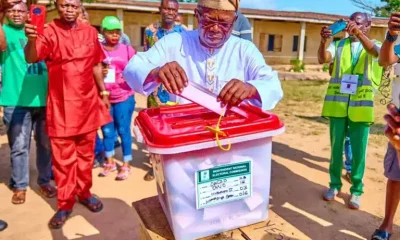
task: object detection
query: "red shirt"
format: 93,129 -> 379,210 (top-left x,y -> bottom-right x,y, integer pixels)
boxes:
36,19 -> 111,137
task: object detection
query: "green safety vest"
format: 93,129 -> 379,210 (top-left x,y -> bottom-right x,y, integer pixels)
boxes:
321,38 -> 383,123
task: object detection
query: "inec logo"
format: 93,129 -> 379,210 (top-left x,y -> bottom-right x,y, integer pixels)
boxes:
201,170 -> 210,181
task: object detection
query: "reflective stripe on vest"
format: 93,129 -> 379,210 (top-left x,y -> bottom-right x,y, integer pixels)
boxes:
349,100 -> 374,107
322,38 -> 378,123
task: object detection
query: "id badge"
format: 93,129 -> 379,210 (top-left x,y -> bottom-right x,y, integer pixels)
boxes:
104,68 -> 116,83
340,74 -> 358,95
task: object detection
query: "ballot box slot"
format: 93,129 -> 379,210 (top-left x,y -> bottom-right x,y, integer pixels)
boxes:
169,114 -> 244,129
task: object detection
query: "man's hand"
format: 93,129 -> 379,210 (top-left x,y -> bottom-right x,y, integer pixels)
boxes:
102,65 -> 108,77
156,61 -> 188,94
0,0 -> 21,10
217,79 -> 257,107
102,95 -> 110,109
320,26 -> 332,42
24,23 -> 38,41
346,21 -> 361,36
388,12 -> 400,36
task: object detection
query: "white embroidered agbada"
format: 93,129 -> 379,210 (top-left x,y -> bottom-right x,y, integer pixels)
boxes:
123,30 -> 283,111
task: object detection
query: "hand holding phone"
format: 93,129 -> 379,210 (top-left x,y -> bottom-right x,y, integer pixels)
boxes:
328,19 -> 347,36
389,12 -> 400,34
30,5 -> 46,35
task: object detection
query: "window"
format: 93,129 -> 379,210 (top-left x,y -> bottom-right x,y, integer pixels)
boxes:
267,34 -> 282,52
293,35 -> 307,52
268,35 -> 275,51
293,36 -> 299,52
140,27 -> 146,46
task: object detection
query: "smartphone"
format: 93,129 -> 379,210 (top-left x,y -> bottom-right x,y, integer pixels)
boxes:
328,19 -> 347,36
30,5 -> 46,35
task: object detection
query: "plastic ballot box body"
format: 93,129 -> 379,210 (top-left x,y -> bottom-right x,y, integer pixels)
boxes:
134,103 -> 284,240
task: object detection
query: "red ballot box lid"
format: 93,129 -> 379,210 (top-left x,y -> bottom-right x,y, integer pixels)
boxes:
135,103 -> 284,149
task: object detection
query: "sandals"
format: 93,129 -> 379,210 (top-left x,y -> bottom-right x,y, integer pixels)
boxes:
371,229 -> 392,240
48,210 -> 72,229
49,196 -> 103,229
98,162 -> 117,177
116,166 -> 131,181
79,196 -> 103,213
12,189 -> 26,205
40,185 -> 57,198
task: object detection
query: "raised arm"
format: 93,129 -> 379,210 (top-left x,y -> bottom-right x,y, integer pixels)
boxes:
347,21 -> 379,57
24,23 -> 41,63
380,13 -> 400,67
318,26 -> 333,64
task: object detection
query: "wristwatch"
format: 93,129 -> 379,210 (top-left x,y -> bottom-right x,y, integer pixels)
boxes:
386,31 -> 398,42
100,90 -> 110,96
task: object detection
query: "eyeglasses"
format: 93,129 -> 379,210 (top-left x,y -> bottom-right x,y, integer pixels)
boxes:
197,9 -> 236,31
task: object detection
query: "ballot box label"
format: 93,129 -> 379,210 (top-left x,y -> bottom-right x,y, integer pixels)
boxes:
195,160 -> 252,209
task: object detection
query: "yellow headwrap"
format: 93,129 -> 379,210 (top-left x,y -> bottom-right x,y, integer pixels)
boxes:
198,0 -> 240,11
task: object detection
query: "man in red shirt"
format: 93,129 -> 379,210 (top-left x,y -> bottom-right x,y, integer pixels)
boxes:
24,0 -> 111,228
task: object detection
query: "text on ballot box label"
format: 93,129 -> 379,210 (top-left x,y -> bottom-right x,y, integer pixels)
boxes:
195,160 -> 252,209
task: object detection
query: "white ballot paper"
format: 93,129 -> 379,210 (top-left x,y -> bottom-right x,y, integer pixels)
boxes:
340,74 -> 358,95
179,82 -> 227,115
104,68 -> 116,83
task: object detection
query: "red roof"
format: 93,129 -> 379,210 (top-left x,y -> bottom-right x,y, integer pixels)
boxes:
92,0 -> 388,27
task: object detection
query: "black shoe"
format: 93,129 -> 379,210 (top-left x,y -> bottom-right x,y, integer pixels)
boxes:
0,220 -> 8,231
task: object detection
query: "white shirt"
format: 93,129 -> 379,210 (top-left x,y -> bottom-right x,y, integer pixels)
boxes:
327,41 -> 363,60
123,30 -> 283,111
326,40 -> 381,62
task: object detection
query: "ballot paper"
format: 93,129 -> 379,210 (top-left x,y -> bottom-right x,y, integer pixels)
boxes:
104,68 -> 116,83
179,82 -> 227,115
165,161 -> 196,203
173,195 -> 199,229
244,192 -> 264,211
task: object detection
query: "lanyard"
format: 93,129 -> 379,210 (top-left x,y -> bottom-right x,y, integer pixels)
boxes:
351,43 -> 363,74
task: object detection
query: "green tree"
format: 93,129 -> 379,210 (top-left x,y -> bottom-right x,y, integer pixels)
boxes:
351,0 -> 400,17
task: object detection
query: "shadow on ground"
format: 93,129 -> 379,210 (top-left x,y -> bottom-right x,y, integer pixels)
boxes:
269,159 -> 394,239
296,115 -> 385,136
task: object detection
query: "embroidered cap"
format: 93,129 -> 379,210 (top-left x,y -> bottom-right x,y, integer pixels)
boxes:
198,0 -> 240,11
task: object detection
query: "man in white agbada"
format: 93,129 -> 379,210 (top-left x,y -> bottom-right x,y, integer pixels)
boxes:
123,0 -> 283,111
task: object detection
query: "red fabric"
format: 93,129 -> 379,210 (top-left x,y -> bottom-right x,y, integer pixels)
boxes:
36,19 -> 111,137
50,131 -> 97,211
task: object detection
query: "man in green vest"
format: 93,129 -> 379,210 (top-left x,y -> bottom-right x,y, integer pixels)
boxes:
317,12 -> 383,209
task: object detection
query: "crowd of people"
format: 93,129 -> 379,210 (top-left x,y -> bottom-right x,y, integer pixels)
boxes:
1,0 -> 400,239
0,0 -> 267,231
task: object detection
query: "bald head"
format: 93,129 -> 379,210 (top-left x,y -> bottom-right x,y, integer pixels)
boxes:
350,12 -> 371,25
349,12 -> 372,38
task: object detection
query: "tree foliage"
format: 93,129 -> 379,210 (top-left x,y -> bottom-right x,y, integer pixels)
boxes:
351,0 -> 400,17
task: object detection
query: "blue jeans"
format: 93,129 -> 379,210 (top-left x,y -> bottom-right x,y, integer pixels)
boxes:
3,106 -> 52,190
101,96 -> 135,162
95,133 -> 104,156
344,130 -> 353,173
